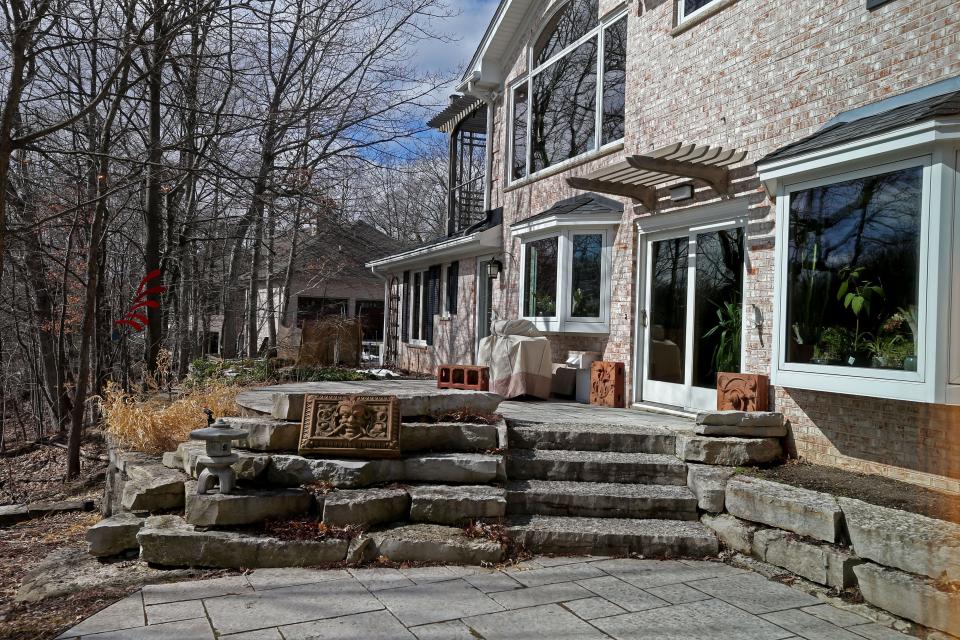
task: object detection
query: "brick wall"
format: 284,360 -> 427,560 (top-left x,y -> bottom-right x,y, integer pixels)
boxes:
482,0 -> 960,491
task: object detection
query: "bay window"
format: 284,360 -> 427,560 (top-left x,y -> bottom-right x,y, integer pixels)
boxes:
517,228 -> 612,333
509,0 -> 626,182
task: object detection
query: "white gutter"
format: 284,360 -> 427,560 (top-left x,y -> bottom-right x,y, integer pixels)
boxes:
365,225 -> 503,271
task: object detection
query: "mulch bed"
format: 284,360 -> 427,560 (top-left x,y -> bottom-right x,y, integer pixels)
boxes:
748,459 -> 960,524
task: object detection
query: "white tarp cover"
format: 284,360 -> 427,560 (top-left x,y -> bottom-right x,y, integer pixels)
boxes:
478,319 -> 552,399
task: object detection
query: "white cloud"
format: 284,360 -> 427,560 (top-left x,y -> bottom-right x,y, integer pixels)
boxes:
415,0 -> 499,90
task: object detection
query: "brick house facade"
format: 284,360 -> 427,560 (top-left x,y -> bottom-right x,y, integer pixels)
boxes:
369,0 -> 960,492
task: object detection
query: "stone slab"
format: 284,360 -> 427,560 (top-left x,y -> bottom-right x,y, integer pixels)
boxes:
121,463 -> 187,512
701,513 -> 758,554
266,455 -> 387,488
184,483 -> 313,527
236,380 -> 502,419
752,528 -> 862,588
465,603 -> 609,640
322,487 -> 409,527
592,598 -> 792,640
400,422 -> 498,452
726,476 -> 843,543
506,421 -> 677,454
408,484 -> 506,524
368,523 -> 504,564
675,434 -> 782,466
686,464 -> 735,513
507,515 -> 719,557
229,417 -> 301,452
0,504 -> 29,527
854,562 -> 960,637
506,480 -> 697,520
690,571 -> 821,614
695,410 -> 786,434
271,393 -> 305,420
839,496 -> 960,582
55,592 -> 146,638
400,453 -> 501,484
373,579 -> 502,627
280,609 -> 415,640
759,609 -> 867,640
137,515 -> 348,568
577,575 -> 669,611
507,449 -> 687,485
87,513 -> 145,557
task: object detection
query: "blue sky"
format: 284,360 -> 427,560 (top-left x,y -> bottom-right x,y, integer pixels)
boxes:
417,0 -> 500,90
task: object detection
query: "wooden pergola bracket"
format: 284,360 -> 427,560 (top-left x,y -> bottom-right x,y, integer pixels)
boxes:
566,176 -> 657,211
625,155 -> 732,195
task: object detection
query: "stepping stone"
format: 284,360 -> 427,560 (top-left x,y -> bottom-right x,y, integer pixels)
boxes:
507,450 -> 687,485
694,410 -> 787,437
400,453 -> 501,484
507,515 -> 719,557
228,417 -> 301,452
408,485 -> 506,524
686,464 -> 735,513
86,513 -> 145,557
322,487 -> 409,527
267,454 -> 388,488
184,483 -> 313,527
121,463 -> 187,512
752,528 -> 862,588
675,433 -> 782,466
725,476 -> 843,543
507,421 -> 676,454
839,496 -> 960,581
400,422 -> 498,452
369,523 -> 504,564
137,515 -> 348,568
506,480 -> 697,520
855,562 -> 960,637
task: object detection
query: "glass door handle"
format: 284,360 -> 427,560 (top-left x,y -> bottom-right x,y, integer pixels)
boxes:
639,309 -> 648,328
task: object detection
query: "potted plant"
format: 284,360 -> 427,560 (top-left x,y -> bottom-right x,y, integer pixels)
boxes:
865,334 -> 907,369
811,327 -> 851,365
837,266 -> 884,366
897,305 -> 919,371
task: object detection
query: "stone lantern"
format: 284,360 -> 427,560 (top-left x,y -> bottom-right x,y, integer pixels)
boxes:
190,410 -> 248,495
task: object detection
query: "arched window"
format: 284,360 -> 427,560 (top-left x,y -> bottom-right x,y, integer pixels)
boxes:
510,1 -> 626,181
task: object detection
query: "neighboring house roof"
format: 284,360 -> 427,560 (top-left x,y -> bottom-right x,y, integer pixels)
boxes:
515,193 -> 624,226
761,85 -> 960,163
250,219 -> 406,284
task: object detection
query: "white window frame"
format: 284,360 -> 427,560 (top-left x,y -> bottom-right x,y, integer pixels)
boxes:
677,0 -> 723,23
408,268 -> 429,346
768,145 -> 957,404
516,226 -> 613,334
506,6 -> 628,185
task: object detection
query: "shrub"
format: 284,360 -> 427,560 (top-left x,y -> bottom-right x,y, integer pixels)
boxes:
100,381 -> 241,453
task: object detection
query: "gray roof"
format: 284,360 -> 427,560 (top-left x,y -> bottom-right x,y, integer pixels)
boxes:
761,89 -> 960,163
515,193 -> 624,225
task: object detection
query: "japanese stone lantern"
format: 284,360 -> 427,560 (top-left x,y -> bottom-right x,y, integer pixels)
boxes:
190,410 -> 248,495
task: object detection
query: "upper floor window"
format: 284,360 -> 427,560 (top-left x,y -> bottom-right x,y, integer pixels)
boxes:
678,0 -> 721,22
509,0 -> 627,182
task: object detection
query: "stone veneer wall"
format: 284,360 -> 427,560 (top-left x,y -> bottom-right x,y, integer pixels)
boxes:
482,0 -> 960,491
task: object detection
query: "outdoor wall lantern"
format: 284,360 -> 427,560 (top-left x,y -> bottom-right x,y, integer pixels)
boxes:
669,183 -> 695,202
487,260 -> 502,279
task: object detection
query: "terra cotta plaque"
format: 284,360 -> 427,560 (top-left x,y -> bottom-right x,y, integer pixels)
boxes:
299,394 -> 401,459
717,373 -> 770,411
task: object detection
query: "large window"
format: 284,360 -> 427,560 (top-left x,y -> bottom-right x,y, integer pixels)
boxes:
509,0 -> 626,181
784,165 -> 922,373
519,228 -> 612,333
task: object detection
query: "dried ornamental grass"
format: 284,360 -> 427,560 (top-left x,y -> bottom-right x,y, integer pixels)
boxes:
100,382 -> 242,453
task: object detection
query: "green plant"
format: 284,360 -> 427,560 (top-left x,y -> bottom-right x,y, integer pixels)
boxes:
703,301 -> 742,374
837,266 -> 884,353
865,334 -> 912,369
813,326 -> 853,363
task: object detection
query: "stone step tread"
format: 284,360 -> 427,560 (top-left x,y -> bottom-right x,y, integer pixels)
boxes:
507,422 -> 677,454
507,514 -> 718,557
508,422 -> 675,436
507,449 -> 684,466
507,480 -> 695,499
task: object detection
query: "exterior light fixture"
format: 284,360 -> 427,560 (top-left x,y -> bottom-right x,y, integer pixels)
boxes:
669,184 -> 694,202
487,260 -> 502,279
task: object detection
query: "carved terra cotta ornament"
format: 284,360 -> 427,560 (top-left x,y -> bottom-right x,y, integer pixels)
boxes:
717,372 -> 770,411
590,361 -> 625,408
298,394 -> 401,459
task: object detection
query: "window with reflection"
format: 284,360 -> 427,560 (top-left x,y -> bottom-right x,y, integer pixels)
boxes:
785,166 -> 922,372
510,0 -> 626,180
571,234 -> 602,317
680,0 -> 720,20
523,237 -> 559,317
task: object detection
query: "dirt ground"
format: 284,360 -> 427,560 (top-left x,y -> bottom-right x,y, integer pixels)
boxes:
750,459 -> 960,524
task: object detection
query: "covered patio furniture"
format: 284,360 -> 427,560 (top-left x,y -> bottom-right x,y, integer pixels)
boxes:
478,320 -> 552,399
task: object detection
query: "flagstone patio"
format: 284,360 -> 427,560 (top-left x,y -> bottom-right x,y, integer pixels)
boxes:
57,556 -> 911,639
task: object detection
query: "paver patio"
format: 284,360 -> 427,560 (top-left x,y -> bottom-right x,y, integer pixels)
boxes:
57,556 -> 913,639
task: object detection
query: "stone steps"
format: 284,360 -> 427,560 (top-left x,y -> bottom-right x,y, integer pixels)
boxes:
507,421 -> 675,454
506,449 -> 687,485
506,480 -> 698,520
507,514 -> 719,557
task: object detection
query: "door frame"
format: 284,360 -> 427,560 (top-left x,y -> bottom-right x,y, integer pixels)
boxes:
632,200 -> 750,410
475,253 -> 499,360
